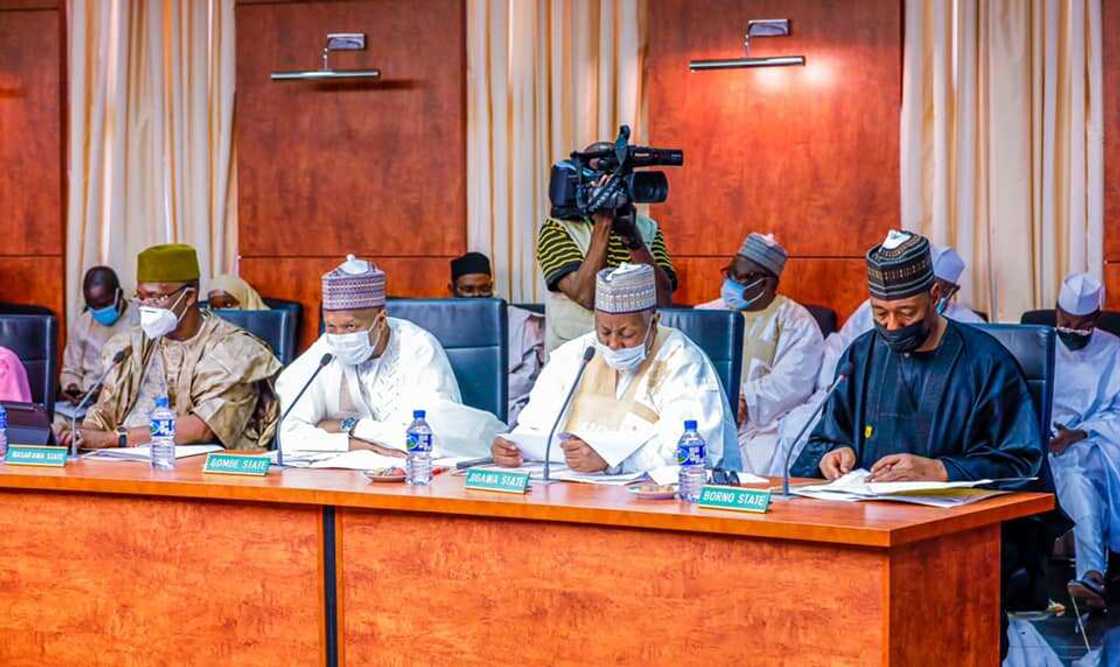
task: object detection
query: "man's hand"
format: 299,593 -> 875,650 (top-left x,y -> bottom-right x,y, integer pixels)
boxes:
867,453 -> 948,482
61,428 -> 115,450
317,419 -> 343,434
737,397 -> 748,428
491,436 -> 523,468
1049,427 -> 1088,456
62,384 -> 83,404
820,447 -> 857,480
561,436 -> 608,473
348,437 -> 406,458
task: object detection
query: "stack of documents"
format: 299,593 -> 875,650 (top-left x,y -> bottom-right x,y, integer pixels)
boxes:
271,449 -> 471,471
793,469 -> 1020,508
84,444 -> 223,462
501,428 -> 651,469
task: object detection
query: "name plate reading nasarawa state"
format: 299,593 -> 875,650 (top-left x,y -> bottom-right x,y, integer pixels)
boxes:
465,469 -> 531,494
698,485 -> 771,514
4,445 -> 68,467
202,452 -> 271,476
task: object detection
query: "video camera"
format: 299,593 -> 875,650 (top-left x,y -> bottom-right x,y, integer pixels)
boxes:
548,125 -> 683,221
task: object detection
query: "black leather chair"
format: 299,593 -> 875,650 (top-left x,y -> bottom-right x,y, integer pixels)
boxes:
0,302 -> 54,316
804,304 -> 838,337
974,324 -> 1055,442
1021,309 -> 1120,337
387,298 -> 509,423
658,308 -> 744,470
210,309 -> 296,365
262,297 -> 302,358
0,314 -> 58,420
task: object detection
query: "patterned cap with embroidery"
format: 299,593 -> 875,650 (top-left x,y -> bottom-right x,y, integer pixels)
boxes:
595,263 -> 657,314
322,254 -> 387,311
865,230 -> 934,300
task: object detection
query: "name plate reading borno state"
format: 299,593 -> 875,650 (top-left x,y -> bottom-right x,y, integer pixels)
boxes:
698,485 -> 771,514
465,469 -> 531,494
203,453 -> 271,476
5,445 -> 68,467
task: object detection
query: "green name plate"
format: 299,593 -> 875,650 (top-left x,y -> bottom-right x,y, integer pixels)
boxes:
202,453 -> 270,476
465,469 -> 531,494
5,445 -> 68,467
698,485 -> 771,513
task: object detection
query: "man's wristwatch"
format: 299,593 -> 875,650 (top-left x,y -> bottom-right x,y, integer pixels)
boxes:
340,416 -> 359,436
116,426 -> 128,448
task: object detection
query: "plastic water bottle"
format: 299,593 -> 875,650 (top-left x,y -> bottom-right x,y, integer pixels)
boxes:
405,409 -> 434,486
0,405 -> 8,459
676,419 -> 707,503
149,396 -> 176,471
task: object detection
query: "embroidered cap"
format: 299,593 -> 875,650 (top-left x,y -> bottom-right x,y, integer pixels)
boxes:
322,254 -> 387,311
866,230 -> 934,300
595,263 -> 657,314
1058,273 -> 1104,316
930,243 -> 966,286
738,232 -> 788,278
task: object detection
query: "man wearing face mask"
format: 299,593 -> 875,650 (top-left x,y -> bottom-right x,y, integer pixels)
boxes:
491,263 -> 735,474
1044,273 -> 1120,610
69,244 -> 282,450
448,252 -> 544,426
696,232 -> 823,474
791,230 -> 1042,484
58,266 -> 133,405
276,255 -> 463,456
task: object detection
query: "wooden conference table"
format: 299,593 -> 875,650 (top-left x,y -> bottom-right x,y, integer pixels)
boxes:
0,457 -> 1051,666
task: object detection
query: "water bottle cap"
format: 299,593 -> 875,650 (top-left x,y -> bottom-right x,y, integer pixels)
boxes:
155,396 -> 170,408
684,419 -> 697,431
413,409 -> 425,419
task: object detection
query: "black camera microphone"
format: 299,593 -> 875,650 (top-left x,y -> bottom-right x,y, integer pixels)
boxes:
275,352 -> 333,467
542,346 -> 596,482
779,361 -> 854,498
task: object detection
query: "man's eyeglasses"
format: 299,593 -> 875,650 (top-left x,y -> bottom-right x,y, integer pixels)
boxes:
710,468 -> 740,486
134,285 -> 191,307
721,268 -> 769,287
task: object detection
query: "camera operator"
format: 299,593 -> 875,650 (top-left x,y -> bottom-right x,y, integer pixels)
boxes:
537,142 -> 678,354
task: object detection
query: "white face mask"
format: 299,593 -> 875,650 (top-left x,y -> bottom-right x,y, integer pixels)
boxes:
139,288 -> 191,340
327,320 -> 381,366
596,320 -> 653,372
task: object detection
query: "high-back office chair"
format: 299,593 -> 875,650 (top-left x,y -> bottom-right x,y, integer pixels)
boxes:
803,305 -> 838,337
658,308 -> 745,471
386,298 -> 509,423
0,314 -> 58,421
262,298 -> 302,358
974,324 -> 1055,445
1021,309 -> 1120,337
210,309 -> 297,365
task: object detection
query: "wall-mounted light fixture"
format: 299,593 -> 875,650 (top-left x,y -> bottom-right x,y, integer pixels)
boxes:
689,19 -> 805,71
271,33 -> 382,81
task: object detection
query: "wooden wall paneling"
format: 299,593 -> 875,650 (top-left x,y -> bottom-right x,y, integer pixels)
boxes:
1105,0 -> 1120,261
0,491 -> 325,664
240,255 -> 458,347
0,5 -> 63,257
0,256 -> 65,317
646,0 -> 900,317
235,0 -> 466,258
1105,262 -> 1120,309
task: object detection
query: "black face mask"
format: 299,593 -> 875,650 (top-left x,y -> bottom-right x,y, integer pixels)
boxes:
876,318 -> 931,354
1057,328 -> 1092,351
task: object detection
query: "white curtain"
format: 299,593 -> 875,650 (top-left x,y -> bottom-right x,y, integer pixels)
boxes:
466,0 -> 646,303
66,0 -> 237,320
901,0 -> 1103,321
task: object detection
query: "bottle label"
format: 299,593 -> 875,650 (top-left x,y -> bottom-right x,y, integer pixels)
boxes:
150,418 -> 175,439
406,432 -> 433,453
676,442 -> 706,466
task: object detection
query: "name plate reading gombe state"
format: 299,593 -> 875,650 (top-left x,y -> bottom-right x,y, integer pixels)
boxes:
698,485 -> 771,514
4,445 -> 68,467
465,469 -> 531,494
202,452 -> 271,476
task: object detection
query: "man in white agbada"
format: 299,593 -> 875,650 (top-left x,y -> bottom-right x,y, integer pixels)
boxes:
491,263 -> 735,473
696,232 -> 823,474
1046,273 -> 1120,611
278,255 -> 493,458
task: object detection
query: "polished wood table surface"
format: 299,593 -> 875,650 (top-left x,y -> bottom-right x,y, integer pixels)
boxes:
0,457 -> 1053,666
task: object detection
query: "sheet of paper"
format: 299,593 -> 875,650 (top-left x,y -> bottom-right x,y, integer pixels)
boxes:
570,427 -> 653,468
501,432 -> 564,463
306,449 -> 407,471
84,444 -> 223,461
648,465 -> 679,486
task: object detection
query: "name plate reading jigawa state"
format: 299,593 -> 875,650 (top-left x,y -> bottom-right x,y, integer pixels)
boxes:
465,469 -> 531,494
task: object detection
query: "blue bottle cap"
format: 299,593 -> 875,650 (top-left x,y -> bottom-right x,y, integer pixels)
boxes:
156,396 -> 170,408
684,419 -> 698,431
413,409 -> 426,419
